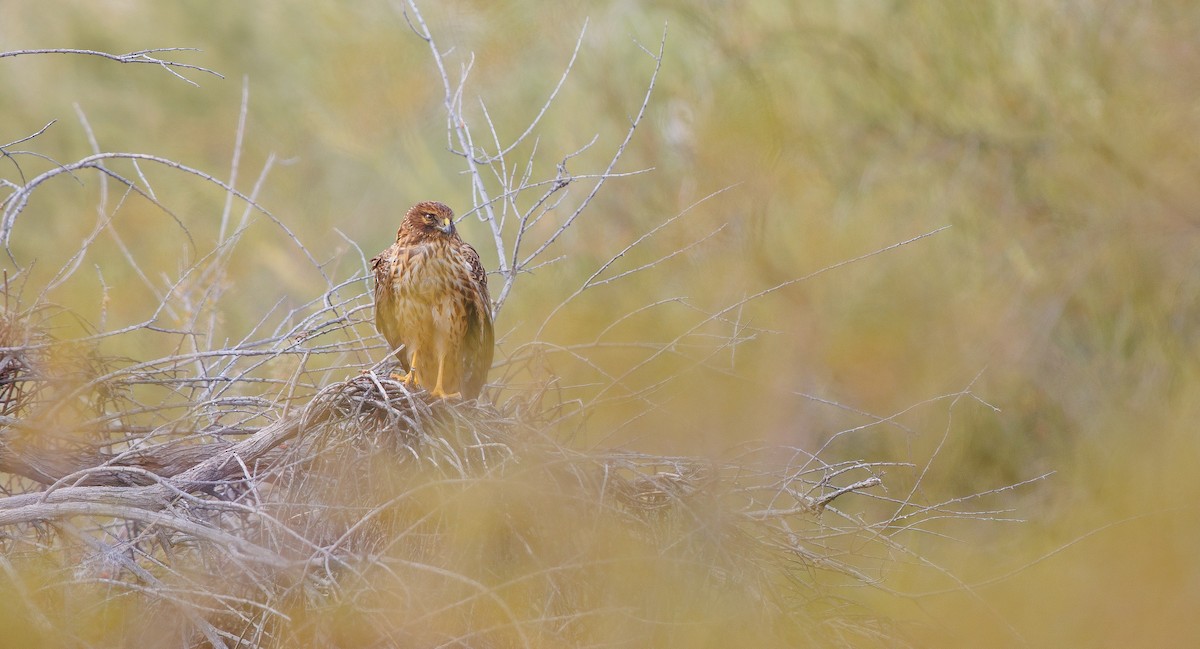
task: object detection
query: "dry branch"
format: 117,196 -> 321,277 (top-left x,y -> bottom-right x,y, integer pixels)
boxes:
0,427 -> 237,487
0,415 -> 299,512
399,0 -> 664,318
0,48 -> 224,86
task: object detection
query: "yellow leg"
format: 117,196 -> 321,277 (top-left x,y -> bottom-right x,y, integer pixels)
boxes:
428,351 -> 461,399
389,345 -> 419,386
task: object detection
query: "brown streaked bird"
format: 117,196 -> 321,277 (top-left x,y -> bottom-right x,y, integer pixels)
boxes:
370,201 -> 494,399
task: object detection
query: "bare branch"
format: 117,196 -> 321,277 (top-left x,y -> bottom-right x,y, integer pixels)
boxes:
0,47 -> 224,85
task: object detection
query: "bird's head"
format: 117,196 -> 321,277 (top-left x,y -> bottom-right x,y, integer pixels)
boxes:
399,201 -> 457,240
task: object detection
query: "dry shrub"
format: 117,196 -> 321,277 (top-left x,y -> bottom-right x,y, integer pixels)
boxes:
0,348 -> 923,647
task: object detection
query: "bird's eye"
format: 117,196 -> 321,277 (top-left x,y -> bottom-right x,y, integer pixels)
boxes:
423,213 -> 436,223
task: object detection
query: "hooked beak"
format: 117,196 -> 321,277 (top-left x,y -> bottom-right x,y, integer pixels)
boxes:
439,217 -> 454,234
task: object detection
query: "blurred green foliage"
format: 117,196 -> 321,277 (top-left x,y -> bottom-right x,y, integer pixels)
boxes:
3,0 -> 1200,646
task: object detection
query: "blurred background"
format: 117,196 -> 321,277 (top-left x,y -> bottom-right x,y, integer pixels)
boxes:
2,0 -> 1199,646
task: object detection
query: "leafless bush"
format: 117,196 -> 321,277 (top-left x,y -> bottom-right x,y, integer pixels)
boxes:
0,5 -> 1046,648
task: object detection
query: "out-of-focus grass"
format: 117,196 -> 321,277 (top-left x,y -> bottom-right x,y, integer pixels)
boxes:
2,0 -> 1199,646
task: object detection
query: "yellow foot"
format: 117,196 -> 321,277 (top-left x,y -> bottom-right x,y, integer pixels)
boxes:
427,353 -> 461,400
388,370 -> 416,384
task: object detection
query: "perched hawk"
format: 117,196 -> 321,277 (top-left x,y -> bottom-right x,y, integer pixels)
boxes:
370,201 -> 494,399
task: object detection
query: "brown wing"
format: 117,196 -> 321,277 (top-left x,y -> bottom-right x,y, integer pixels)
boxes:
370,246 -> 412,373
458,241 -> 494,399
